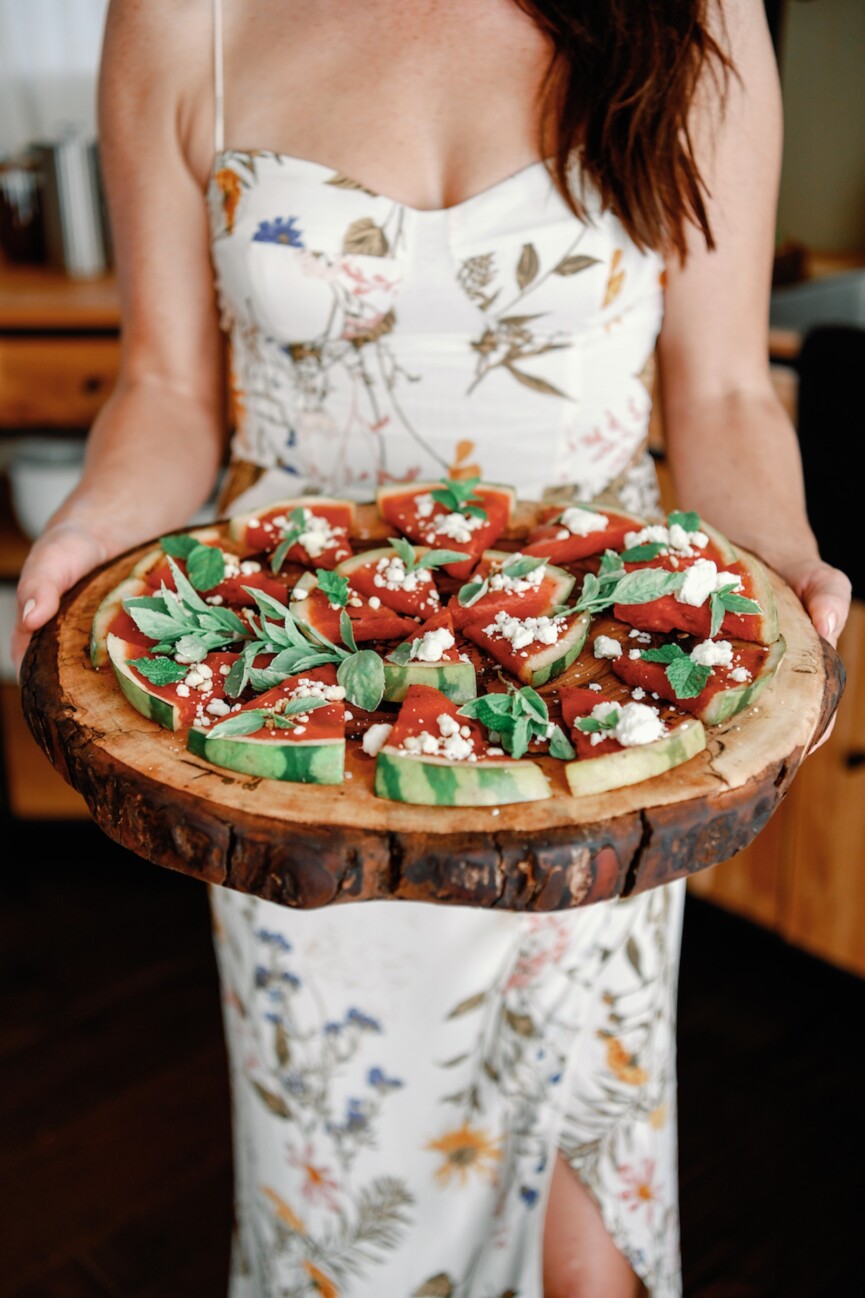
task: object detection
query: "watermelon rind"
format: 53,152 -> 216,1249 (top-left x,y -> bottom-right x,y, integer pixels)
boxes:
518,611 -> 592,686
374,747 -> 551,806
382,660 -> 477,705
564,717 -> 707,798
226,496 -> 357,550
186,727 -> 345,784
89,576 -> 151,667
106,633 -> 183,731
696,634 -> 786,725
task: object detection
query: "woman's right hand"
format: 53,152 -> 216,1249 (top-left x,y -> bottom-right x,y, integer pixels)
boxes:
12,520 -> 110,678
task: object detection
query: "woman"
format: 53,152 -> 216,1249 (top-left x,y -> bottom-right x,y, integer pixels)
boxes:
13,1 -> 851,1295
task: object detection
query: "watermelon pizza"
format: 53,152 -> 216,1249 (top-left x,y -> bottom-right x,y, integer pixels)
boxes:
89,478 -> 788,807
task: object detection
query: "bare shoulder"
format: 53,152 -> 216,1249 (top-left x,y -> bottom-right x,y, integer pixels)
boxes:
100,0 -> 214,181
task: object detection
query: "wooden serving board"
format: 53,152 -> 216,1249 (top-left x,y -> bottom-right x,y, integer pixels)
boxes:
18,503 -> 845,912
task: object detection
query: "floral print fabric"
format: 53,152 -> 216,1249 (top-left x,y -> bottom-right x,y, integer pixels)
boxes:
208,150 -> 665,511
204,147 -> 682,1297
210,884 -> 685,1298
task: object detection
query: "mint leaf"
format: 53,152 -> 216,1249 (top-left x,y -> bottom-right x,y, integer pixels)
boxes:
516,686 -> 548,724
416,548 -> 471,571
186,543 -> 226,592
575,709 -> 621,734
206,710 -> 270,738
458,693 -> 516,728
668,510 -> 702,533
458,578 -> 489,607
339,609 -> 358,654
337,650 -> 384,712
548,724 -> 576,760
159,533 -> 198,559
388,536 -> 419,570
128,655 -> 189,685
317,569 -> 350,608
641,644 -> 686,664
165,555 -> 210,613
611,568 -> 684,605
665,655 -> 711,699
386,640 -> 416,666
708,584 -> 761,637
430,476 -> 485,515
621,542 -> 665,563
502,554 -> 548,579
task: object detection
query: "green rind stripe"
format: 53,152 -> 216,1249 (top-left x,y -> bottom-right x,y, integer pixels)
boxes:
521,612 -> 592,685
109,657 -> 181,731
89,577 -> 149,667
740,554 -> 780,644
374,749 -> 551,806
699,635 -> 786,725
382,661 -> 477,704
187,729 -> 345,784
565,719 -> 707,798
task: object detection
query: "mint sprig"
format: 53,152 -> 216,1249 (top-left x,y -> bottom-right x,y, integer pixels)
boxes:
668,510 -> 702,533
206,696 -> 330,739
159,535 -> 226,592
709,583 -> 762,637
457,685 -> 572,760
387,536 -> 469,573
128,655 -> 190,686
317,569 -> 350,608
430,476 -> 488,520
457,552 -> 548,608
641,643 -> 711,699
270,507 -> 308,574
574,708 -> 621,735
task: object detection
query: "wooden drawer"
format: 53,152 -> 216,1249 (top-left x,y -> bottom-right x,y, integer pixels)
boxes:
0,336 -> 120,427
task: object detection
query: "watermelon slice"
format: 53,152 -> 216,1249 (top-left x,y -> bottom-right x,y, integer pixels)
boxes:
610,632 -> 787,725
187,664 -> 346,783
522,502 -> 649,564
289,571 -> 419,643
447,550 -> 575,632
135,542 -> 292,609
227,496 -> 356,571
335,546 -> 443,620
106,635 -> 240,732
90,576 -> 154,667
559,686 -> 707,797
382,609 -> 477,704
374,683 -> 550,806
376,479 -> 515,579
613,551 -> 779,645
464,608 -> 591,686
615,513 -> 739,570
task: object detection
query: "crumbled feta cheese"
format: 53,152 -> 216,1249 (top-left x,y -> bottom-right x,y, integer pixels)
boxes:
630,687 -> 646,700
588,682 -> 603,692
367,595 -> 381,609
291,584 -> 309,600
628,648 -> 641,660
295,509 -> 344,559
411,627 -> 455,662
677,559 -> 721,607
415,493 -> 436,518
483,610 -> 564,650
593,635 -> 622,660
398,712 -> 477,761
362,722 -> 393,756
624,523 -> 708,558
690,639 -> 734,668
729,666 -> 751,683
559,505 -> 609,536
206,699 -> 231,716
429,511 -> 486,545
487,554 -> 547,595
586,700 -> 667,747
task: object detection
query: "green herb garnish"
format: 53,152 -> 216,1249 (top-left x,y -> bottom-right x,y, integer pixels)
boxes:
430,476 -> 488,520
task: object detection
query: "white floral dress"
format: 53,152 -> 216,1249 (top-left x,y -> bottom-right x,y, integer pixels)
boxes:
204,24 -> 684,1296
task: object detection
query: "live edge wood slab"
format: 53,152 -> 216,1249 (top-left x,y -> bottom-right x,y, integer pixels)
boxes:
19,504 -> 845,913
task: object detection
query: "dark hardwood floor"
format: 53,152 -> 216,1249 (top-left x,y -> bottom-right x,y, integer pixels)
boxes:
1,821 -> 862,1298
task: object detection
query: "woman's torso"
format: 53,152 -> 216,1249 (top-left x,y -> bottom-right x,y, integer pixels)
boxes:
203,0 -> 666,510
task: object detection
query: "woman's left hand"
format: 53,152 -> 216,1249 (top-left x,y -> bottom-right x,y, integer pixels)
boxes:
778,555 -> 852,753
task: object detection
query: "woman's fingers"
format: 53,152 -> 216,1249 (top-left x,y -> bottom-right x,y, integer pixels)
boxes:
782,558 -> 852,650
12,523 -> 108,677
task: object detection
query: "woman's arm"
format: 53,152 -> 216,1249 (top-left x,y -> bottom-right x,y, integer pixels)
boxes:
657,0 -> 851,650
12,0 -> 225,671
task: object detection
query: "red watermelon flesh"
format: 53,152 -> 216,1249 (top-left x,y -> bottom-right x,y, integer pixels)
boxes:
447,551 -> 573,631
610,637 -> 771,715
522,504 -> 647,564
377,483 -> 513,579
387,684 -> 489,757
127,650 -> 240,728
340,550 -> 442,620
240,502 -> 354,571
225,665 -> 346,742
559,685 -> 624,757
402,608 -> 462,661
144,552 -> 292,608
297,587 -> 419,644
613,558 -> 766,643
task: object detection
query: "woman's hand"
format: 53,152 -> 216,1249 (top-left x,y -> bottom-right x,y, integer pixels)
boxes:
777,555 -> 852,755
12,520 -> 109,677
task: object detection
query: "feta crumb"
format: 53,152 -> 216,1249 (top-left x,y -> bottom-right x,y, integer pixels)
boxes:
729,666 -> 751,683
559,505 -> 609,536
593,635 -> 622,660
690,639 -> 733,668
411,627 -> 455,663
362,723 -> 393,757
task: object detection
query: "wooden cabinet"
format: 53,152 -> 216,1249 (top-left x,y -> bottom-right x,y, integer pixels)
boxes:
0,260 -> 121,819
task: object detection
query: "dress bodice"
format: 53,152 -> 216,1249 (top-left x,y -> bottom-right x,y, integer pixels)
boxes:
207,149 -> 666,512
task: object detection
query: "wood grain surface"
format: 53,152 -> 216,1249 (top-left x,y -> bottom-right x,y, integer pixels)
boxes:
18,505 -> 846,912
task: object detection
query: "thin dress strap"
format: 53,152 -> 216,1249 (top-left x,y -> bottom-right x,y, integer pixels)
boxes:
212,0 -> 225,155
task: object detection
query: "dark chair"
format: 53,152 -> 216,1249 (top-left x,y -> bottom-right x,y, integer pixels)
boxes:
793,323 -> 865,600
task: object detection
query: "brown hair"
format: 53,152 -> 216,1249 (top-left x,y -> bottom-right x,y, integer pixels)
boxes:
516,0 -> 735,261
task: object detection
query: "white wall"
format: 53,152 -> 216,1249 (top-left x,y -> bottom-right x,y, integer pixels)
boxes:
0,0 -> 110,156
776,0 -> 865,253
